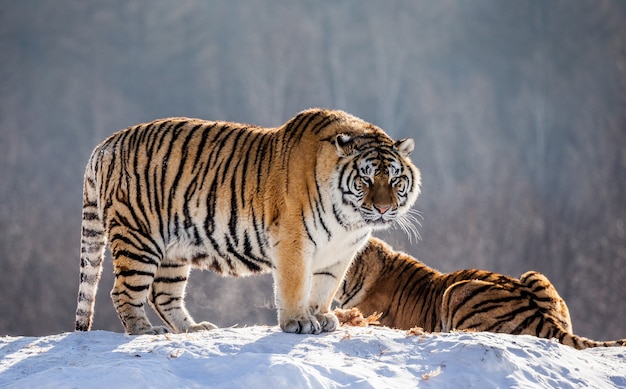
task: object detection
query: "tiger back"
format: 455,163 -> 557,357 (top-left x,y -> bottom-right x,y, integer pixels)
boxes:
337,237 -> 626,349
75,109 -> 421,335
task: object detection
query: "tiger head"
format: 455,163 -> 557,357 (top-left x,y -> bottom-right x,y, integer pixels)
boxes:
333,132 -> 421,233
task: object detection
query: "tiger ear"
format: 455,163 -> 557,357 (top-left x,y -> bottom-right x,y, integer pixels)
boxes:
394,138 -> 414,157
335,133 -> 357,157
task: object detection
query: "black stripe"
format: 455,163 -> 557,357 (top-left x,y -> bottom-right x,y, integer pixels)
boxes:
112,248 -> 158,266
82,212 -> 99,221
315,199 -> 331,240
225,235 -> 261,273
162,122 -> 187,237
332,203 -> 347,228
83,200 -> 98,208
229,178 -> 240,246
82,228 -> 103,238
236,130 -> 257,208
302,209 -> 316,246
129,128 -> 152,235
252,206 -> 268,258
314,271 -> 336,278
242,230 -> 272,268
115,269 -> 154,278
110,227 -> 163,260
153,276 -> 187,283
192,123 -> 215,168
311,114 -> 335,135
219,128 -> 245,184
123,282 -> 150,292
281,112 -> 316,190
204,179 -> 219,236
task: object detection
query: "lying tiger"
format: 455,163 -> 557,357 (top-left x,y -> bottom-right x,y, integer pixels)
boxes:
336,237 -> 626,349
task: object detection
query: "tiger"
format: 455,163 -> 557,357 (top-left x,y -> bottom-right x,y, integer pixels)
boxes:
336,237 -> 626,349
75,108 -> 421,335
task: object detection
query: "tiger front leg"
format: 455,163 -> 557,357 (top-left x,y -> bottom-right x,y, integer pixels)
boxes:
272,239 -> 325,334
307,260 -> 356,332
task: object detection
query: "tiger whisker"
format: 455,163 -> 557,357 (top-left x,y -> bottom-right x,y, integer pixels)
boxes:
393,208 -> 422,244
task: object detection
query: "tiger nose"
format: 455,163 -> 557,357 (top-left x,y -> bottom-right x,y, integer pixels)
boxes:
374,204 -> 391,214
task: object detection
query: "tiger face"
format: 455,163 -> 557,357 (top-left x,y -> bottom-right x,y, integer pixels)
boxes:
334,133 -> 420,230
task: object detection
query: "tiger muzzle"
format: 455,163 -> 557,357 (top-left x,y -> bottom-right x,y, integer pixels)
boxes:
368,180 -> 397,216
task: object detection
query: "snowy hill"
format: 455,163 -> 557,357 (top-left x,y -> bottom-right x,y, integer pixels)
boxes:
1,326 -> 625,388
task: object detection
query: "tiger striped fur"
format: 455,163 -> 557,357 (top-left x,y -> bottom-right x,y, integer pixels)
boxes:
75,109 -> 421,335
336,237 -> 626,349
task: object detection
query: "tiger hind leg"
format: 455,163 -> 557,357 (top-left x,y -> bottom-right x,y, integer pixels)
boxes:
441,279 -> 531,334
109,235 -> 166,335
519,271 -> 573,333
148,261 -> 217,333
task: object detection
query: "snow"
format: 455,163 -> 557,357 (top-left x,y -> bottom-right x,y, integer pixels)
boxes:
1,326 -> 625,388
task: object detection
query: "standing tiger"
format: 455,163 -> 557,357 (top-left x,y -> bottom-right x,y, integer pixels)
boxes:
336,237 -> 626,349
75,109 -> 421,335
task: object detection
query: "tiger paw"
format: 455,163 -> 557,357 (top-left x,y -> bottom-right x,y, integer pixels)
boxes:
280,315 -> 323,334
187,321 -> 218,332
132,325 -> 170,335
315,312 -> 339,332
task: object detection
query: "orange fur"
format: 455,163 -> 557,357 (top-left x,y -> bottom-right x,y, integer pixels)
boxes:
337,237 -> 626,349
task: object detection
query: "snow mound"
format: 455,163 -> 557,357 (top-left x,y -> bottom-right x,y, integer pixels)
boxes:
1,326 -> 625,388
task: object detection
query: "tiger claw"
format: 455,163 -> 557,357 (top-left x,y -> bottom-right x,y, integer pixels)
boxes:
131,325 -> 170,335
280,313 -> 339,334
315,312 -> 339,332
187,321 -> 218,332
281,315 -> 322,334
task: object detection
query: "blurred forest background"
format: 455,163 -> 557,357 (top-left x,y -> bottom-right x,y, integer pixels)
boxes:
1,1 -> 625,341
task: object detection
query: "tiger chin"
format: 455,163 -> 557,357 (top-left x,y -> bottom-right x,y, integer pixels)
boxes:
74,108 -> 421,335
336,237 -> 626,349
